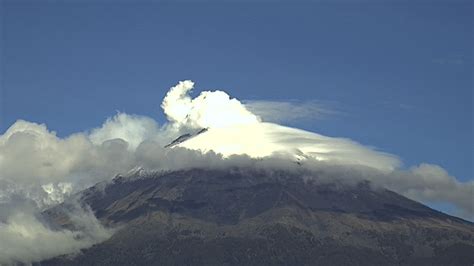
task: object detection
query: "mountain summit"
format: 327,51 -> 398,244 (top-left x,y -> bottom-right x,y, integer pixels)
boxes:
41,168 -> 474,265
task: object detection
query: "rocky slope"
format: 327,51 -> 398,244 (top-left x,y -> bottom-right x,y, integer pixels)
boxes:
40,168 -> 474,265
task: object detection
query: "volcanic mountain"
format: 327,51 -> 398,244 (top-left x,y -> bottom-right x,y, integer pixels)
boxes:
40,167 -> 474,266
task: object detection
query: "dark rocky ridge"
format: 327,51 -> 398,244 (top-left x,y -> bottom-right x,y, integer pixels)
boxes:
164,128 -> 208,148
40,168 -> 474,265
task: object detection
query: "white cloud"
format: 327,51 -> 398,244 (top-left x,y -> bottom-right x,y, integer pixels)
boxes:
159,80 -> 397,171
161,80 -> 260,129
389,164 -> 474,220
0,201 -> 112,265
178,122 -> 399,171
0,80 -> 472,262
89,112 -> 161,150
293,161 -> 474,221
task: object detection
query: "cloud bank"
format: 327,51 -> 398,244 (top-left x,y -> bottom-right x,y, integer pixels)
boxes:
0,80 -> 472,263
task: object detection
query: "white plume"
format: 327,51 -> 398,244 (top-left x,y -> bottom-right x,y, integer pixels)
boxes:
161,80 -> 260,129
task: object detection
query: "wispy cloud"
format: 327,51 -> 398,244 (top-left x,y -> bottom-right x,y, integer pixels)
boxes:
244,100 -> 340,123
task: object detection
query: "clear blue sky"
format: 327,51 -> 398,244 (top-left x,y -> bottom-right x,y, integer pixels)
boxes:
1,1 -> 472,184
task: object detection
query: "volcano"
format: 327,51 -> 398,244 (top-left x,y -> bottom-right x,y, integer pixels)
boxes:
32,113 -> 474,265
40,168 -> 474,266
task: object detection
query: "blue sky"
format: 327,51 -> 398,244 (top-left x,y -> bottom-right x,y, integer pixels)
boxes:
1,0 -> 472,186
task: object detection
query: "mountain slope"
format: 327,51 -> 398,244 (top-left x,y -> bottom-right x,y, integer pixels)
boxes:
41,169 -> 474,265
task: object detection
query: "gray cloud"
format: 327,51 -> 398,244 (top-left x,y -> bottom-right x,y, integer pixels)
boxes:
386,164 -> 473,220
0,118 -> 473,263
0,198 -> 112,265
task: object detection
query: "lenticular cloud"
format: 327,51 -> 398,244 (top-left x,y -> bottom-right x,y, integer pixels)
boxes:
160,80 -> 399,171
